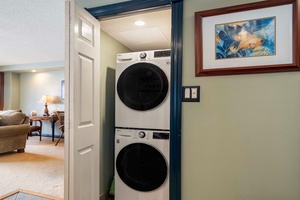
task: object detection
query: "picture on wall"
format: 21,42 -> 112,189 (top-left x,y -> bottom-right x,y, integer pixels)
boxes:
215,17 -> 275,60
194,0 -> 300,76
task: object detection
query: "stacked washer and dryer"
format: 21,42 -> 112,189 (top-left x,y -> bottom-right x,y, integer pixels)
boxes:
115,49 -> 171,200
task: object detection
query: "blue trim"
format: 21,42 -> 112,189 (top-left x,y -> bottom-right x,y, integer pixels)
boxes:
28,133 -> 60,138
170,1 -> 183,200
87,1 -> 183,200
87,0 -> 171,19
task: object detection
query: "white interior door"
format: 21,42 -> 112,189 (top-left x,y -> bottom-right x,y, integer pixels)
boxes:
65,1 -> 100,199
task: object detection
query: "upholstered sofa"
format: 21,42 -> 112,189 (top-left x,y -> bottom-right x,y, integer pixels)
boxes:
0,110 -> 30,153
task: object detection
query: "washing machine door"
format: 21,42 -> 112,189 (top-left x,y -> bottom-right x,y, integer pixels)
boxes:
116,143 -> 168,191
117,62 -> 168,111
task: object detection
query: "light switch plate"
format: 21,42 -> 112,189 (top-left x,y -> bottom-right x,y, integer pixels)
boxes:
182,86 -> 200,102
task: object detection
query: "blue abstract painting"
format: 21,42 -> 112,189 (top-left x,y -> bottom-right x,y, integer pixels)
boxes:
215,17 -> 275,59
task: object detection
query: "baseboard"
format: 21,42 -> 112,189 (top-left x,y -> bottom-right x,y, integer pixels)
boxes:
99,191 -> 114,200
99,191 -> 108,200
28,133 -> 60,138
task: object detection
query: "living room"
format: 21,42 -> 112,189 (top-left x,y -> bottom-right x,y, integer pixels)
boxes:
0,70 -> 65,199
0,0 -> 66,198
4,70 -> 65,132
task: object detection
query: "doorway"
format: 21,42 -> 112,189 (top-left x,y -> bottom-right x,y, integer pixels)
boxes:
85,0 -> 183,199
66,0 -> 182,199
98,6 -> 171,198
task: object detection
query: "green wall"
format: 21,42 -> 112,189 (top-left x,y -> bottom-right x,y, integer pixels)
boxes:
99,29 -> 131,195
182,0 -> 300,199
81,0 -> 300,199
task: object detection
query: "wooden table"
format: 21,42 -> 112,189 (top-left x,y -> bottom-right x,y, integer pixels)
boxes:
29,115 -> 58,142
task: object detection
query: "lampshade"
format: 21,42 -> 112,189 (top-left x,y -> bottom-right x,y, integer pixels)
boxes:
39,95 -> 53,104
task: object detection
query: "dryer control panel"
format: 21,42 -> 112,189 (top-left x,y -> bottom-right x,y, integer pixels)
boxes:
117,49 -> 171,63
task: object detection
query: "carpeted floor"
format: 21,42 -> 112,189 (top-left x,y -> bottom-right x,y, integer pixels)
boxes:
0,136 -> 64,199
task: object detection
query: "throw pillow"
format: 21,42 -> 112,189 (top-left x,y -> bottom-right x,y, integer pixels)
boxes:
0,112 -> 26,126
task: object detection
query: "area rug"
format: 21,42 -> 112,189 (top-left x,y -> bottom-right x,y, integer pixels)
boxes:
0,189 -> 62,200
0,137 -> 64,199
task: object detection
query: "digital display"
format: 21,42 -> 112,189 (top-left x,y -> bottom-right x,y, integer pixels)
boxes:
154,50 -> 171,58
153,132 -> 169,140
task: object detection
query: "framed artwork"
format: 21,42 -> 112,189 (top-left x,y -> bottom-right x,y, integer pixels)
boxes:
195,0 -> 300,76
61,80 -> 65,100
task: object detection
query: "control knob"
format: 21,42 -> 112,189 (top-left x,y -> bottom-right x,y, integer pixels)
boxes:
140,52 -> 147,59
138,131 -> 146,138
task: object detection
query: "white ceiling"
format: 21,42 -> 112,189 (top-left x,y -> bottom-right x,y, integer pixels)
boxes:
0,0 -> 65,72
76,0 -> 129,10
100,9 -> 171,52
0,0 -> 171,72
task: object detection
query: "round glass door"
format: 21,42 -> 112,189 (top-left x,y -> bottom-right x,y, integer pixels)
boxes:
117,62 -> 168,111
116,143 -> 168,191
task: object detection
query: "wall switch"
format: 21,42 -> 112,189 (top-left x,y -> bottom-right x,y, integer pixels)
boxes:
182,86 -> 200,102
191,88 -> 197,99
185,88 -> 190,98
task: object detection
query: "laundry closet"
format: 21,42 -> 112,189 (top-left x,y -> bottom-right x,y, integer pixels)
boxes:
99,7 -> 171,200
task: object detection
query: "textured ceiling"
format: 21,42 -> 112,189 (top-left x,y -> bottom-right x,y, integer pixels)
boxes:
0,0 -> 65,69
0,0 -> 170,72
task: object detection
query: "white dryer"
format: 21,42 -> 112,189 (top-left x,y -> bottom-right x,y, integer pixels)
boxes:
115,49 -> 171,130
115,128 -> 169,200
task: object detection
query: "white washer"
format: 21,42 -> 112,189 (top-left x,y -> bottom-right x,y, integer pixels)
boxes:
115,49 -> 171,130
115,128 -> 169,200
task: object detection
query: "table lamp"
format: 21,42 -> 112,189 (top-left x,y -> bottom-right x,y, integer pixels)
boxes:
39,95 -> 53,116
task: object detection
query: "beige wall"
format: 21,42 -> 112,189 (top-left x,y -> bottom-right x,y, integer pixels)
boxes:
81,0 -> 300,199
99,29 -> 131,194
19,70 -> 65,136
3,70 -> 64,136
4,72 -> 20,110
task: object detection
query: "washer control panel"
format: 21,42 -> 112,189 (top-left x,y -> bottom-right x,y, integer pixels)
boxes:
116,128 -> 170,141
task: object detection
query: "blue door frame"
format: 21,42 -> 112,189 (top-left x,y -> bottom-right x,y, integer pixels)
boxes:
87,1 -> 183,199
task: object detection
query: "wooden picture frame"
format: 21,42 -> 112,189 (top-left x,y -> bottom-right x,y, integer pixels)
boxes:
195,0 -> 300,76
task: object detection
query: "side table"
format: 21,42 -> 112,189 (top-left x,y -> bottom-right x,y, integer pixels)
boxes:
29,115 -> 58,142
